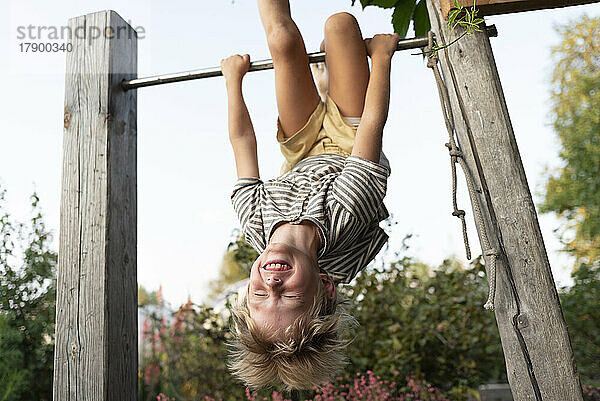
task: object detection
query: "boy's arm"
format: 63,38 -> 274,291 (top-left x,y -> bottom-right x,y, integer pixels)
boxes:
351,34 -> 399,163
222,54 -> 260,179
227,80 -> 260,179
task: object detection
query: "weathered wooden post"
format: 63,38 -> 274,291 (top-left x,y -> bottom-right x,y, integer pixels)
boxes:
425,0 -> 584,399
53,10 -> 138,400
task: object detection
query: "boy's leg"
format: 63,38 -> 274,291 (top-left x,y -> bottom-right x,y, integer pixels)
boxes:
323,12 -> 370,118
257,0 -> 321,140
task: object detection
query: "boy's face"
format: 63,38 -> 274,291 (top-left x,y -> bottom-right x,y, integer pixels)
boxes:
247,242 -> 333,339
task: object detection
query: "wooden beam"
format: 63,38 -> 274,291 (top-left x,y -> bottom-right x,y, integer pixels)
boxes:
425,0 -> 584,399
53,10 -> 138,400
440,0 -> 600,19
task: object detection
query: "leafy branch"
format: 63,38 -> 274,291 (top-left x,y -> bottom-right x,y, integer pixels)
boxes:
351,0 -> 484,58
415,0 -> 485,57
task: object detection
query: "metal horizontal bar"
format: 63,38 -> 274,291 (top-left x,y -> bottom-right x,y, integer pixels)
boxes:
122,25 -> 497,91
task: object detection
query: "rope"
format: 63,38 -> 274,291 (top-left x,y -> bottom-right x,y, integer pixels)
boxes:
424,31 -> 500,310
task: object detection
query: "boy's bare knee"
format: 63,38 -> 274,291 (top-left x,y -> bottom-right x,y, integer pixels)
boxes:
324,12 -> 359,36
267,21 -> 303,57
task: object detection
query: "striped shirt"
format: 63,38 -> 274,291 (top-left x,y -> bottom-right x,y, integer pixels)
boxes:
231,154 -> 391,284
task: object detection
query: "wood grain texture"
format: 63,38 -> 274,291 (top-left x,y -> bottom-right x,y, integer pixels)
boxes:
53,10 -> 138,401
425,0 -> 584,399
440,0 -> 599,19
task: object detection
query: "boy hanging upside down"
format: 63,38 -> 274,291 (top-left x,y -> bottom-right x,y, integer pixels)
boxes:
220,0 -> 399,391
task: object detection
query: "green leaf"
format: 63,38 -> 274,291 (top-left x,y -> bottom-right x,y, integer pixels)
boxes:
412,0 -> 430,37
448,8 -> 460,26
350,0 -> 370,8
370,0 -> 399,8
392,0 -> 417,39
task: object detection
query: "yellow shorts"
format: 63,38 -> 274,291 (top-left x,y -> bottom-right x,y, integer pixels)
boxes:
277,93 -> 391,175
276,93 -> 359,175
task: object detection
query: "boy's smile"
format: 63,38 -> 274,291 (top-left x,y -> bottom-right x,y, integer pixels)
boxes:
262,260 -> 292,270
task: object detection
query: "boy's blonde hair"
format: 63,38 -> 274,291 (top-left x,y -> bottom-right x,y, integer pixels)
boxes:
227,278 -> 356,390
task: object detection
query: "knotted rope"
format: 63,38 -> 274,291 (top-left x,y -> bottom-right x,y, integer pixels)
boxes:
424,31 -> 500,310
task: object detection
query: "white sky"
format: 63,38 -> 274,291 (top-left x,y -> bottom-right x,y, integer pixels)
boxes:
1,0 -> 598,307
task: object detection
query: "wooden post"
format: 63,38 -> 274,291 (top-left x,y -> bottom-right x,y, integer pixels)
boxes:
53,10 -> 138,400
424,1 -> 584,399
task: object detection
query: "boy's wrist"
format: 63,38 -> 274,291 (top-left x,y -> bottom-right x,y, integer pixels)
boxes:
370,53 -> 393,64
225,77 -> 244,89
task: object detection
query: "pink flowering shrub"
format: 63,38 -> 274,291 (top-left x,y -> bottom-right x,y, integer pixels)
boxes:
196,383 -> 600,401
200,372 -> 451,401
204,388 -> 292,401
159,376 -> 600,401
583,385 -> 600,401
307,372 -> 450,401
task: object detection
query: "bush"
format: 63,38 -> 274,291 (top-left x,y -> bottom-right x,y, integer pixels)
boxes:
341,255 -> 506,391
141,232 -> 600,399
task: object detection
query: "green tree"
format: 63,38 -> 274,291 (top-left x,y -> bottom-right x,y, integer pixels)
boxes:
540,15 -> 600,267
0,188 -> 57,401
559,262 -> 600,386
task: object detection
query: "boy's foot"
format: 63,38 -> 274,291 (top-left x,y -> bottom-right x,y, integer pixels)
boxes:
311,62 -> 328,101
